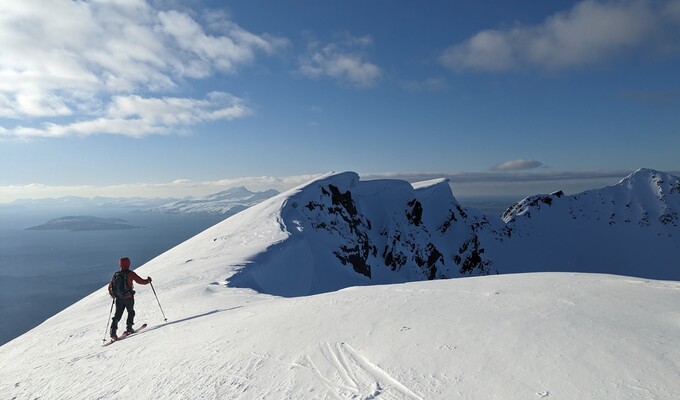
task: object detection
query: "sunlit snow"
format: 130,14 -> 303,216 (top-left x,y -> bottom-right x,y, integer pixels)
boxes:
1,171 -> 679,399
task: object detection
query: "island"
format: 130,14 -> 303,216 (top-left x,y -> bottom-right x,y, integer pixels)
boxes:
26,216 -> 141,231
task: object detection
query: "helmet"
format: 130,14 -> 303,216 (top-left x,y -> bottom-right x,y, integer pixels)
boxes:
119,257 -> 131,270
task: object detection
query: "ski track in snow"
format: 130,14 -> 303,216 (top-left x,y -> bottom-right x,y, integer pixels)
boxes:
299,342 -> 424,400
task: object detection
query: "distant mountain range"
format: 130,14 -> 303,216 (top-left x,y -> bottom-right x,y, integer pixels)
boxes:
7,170 -> 677,284
486,168 -> 679,278
141,187 -> 280,215
2,187 -> 280,216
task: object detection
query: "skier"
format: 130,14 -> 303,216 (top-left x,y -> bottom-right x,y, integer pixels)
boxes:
108,257 -> 152,340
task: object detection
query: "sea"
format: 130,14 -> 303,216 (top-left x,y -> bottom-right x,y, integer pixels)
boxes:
0,197 -> 516,346
0,207 -> 225,346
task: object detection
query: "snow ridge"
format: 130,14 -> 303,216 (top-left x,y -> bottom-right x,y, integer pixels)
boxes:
502,168 -> 680,228
207,168 -> 680,295
226,172 -> 495,296
487,168 -> 680,280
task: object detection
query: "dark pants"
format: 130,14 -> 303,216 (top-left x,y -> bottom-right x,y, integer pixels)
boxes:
111,297 -> 135,336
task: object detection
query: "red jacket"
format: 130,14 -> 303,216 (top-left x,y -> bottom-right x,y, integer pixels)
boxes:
108,269 -> 150,299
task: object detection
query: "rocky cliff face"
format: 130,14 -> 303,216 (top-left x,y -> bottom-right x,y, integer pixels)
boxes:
283,173 -> 496,286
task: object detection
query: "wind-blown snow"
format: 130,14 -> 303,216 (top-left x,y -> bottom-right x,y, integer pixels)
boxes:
1,170 -> 679,399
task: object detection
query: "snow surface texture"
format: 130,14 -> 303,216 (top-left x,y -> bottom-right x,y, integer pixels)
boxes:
1,169 -> 679,399
1,273 -> 679,399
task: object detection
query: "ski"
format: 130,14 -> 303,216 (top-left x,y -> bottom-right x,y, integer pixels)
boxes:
102,323 -> 147,347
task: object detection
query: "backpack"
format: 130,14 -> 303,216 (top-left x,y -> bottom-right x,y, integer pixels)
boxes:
111,270 -> 131,298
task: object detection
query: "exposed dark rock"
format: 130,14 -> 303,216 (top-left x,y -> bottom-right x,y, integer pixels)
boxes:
457,235 -> 492,275
305,201 -> 323,211
335,242 -> 372,278
438,209 -> 458,234
414,243 -> 442,280
328,184 -> 358,217
406,199 -> 423,226
659,212 -> 678,226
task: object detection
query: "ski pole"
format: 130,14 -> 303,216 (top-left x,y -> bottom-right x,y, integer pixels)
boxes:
149,282 -> 168,322
103,298 -> 114,342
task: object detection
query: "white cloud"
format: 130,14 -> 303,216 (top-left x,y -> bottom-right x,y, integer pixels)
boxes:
441,0 -> 680,72
490,159 -> 544,171
157,10 -> 286,77
299,35 -> 382,88
0,0 -> 285,135
2,92 -> 252,139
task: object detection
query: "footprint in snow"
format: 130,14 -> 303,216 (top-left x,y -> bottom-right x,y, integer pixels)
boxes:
536,390 -> 550,397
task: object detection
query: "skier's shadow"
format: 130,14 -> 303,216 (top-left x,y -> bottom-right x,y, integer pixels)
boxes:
144,307 -> 242,332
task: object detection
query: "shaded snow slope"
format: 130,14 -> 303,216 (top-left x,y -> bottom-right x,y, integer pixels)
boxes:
489,169 -> 680,280
1,273 -> 678,399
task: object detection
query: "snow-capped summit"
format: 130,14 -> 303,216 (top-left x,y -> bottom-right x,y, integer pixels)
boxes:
227,172 -> 494,296
502,168 -> 679,228
488,168 -> 680,280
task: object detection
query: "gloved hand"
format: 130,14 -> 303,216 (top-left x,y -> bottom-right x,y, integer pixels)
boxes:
147,276 -> 152,282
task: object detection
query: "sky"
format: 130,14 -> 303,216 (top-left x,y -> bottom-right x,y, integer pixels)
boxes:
1,0 -> 680,203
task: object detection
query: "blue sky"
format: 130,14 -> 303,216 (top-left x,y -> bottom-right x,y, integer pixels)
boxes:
1,0 -> 679,202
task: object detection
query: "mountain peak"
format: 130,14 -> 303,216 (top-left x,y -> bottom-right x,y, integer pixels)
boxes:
621,167 -> 670,183
616,168 -> 680,203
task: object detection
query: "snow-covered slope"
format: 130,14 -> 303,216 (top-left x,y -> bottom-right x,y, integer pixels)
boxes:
488,168 -> 680,280
144,187 -> 279,215
1,170 -> 680,399
502,168 -> 679,228
1,271 -> 678,399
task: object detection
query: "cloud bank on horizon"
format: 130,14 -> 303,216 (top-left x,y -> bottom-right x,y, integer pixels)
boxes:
1,169 -> 659,204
